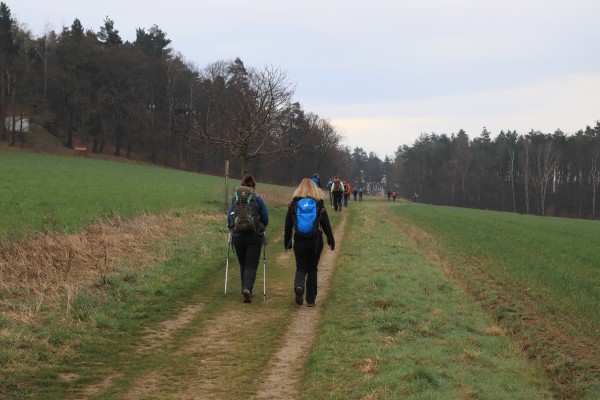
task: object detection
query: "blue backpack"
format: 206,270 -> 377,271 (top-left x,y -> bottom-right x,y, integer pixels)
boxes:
293,198 -> 320,238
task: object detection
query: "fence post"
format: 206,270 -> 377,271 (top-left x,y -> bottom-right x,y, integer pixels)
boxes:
224,160 -> 230,211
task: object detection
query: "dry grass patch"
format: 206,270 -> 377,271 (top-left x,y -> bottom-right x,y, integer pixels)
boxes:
486,326 -> 506,336
0,213 -> 196,322
358,357 -> 381,375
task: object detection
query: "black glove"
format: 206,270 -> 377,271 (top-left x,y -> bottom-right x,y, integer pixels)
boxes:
285,240 -> 292,250
328,241 -> 335,251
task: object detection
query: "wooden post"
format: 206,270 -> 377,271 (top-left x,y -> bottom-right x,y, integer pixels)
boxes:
224,160 -> 230,211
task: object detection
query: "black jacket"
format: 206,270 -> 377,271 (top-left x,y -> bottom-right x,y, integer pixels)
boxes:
284,197 -> 335,249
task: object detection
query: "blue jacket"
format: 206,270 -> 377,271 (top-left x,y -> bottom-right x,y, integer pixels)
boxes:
227,195 -> 269,237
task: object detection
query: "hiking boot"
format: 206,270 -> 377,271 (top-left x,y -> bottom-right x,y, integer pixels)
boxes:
243,289 -> 251,303
294,286 -> 304,305
306,302 -> 316,307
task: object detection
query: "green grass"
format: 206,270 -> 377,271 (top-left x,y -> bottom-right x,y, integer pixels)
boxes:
0,151 -> 291,242
0,151 -> 221,241
305,201 -> 553,399
390,204 -> 600,335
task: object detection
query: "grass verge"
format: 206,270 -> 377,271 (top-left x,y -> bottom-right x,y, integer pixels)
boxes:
304,201 -> 553,399
390,204 -> 600,399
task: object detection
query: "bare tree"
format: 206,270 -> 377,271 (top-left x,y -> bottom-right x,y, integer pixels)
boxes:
520,136 -> 533,214
533,139 -> 558,215
197,58 -> 296,176
34,23 -> 56,100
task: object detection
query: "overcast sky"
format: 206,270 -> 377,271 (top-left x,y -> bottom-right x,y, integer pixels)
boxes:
10,0 -> 600,159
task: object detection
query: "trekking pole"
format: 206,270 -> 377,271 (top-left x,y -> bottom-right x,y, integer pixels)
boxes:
262,235 -> 267,301
225,231 -> 232,294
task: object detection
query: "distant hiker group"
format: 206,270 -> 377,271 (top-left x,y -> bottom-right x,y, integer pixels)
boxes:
226,174 -> 335,307
324,176 -> 363,211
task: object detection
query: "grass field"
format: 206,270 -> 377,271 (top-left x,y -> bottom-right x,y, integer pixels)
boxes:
0,151 -> 290,242
388,203 -> 600,398
390,204 -> 600,334
0,150 -> 598,399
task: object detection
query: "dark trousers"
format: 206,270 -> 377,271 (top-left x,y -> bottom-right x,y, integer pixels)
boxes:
233,233 -> 263,293
293,237 -> 323,304
333,193 -> 343,211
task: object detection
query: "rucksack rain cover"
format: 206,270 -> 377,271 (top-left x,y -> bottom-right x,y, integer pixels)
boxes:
333,179 -> 343,192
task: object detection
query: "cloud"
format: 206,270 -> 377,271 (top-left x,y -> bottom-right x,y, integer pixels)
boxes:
330,74 -> 600,157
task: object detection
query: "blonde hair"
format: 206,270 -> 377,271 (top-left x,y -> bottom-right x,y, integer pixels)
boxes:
292,178 -> 323,201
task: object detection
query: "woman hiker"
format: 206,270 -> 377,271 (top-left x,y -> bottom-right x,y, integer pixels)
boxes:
284,178 -> 335,307
227,175 -> 269,303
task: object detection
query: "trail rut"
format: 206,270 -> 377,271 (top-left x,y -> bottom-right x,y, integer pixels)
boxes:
251,213 -> 347,399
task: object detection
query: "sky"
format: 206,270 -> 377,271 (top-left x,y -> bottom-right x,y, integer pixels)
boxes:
10,0 -> 600,159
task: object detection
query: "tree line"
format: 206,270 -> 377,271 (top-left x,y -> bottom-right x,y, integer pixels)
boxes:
388,125 -> 600,218
1,2 -> 598,219
0,2 -> 356,183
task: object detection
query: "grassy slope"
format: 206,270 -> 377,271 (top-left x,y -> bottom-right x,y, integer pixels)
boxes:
0,151 -> 222,241
305,200 -> 553,399
388,203 -> 600,399
390,204 -> 600,331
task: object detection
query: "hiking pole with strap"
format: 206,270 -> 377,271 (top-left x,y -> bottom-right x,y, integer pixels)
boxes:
225,231 -> 232,294
262,235 -> 267,301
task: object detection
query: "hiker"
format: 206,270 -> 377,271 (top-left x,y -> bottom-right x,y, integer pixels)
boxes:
392,191 -> 397,202
312,173 -> 321,188
325,176 -> 334,206
413,192 -> 419,203
342,180 -> 351,208
359,186 -> 364,201
227,175 -> 269,303
387,190 -> 392,201
330,176 -> 344,211
352,186 -> 358,201
284,178 -> 335,307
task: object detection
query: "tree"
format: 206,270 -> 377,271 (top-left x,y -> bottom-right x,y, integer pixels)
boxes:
135,25 -> 171,58
0,2 -> 18,141
451,129 -> 471,206
97,17 -> 122,47
33,23 -> 56,100
350,147 -> 368,187
197,58 -> 295,176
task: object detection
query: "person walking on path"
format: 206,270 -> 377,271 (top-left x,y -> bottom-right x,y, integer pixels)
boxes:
342,180 -> 351,208
311,173 -> 321,188
359,186 -> 364,201
325,176 -> 334,206
352,186 -> 358,201
387,190 -> 392,201
330,176 -> 344,212
392,190 -> 397,202
284,178 -> 335,307
227,175 -> 269,303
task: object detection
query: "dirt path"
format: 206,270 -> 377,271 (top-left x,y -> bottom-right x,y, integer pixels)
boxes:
250,213 -> 347,399
74,211 -> 347,399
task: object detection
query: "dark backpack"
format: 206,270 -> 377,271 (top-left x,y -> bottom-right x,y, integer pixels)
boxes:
229,186 -> 260,233
333,178 -> 343,193
293,198 -> 320,239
